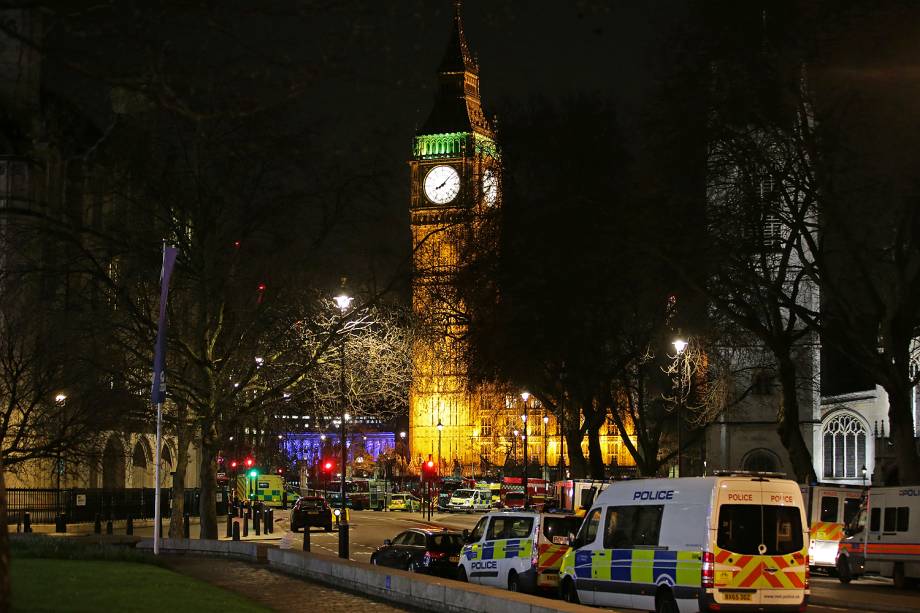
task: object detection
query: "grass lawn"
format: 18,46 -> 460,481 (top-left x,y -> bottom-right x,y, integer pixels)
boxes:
12,559 -> 270,613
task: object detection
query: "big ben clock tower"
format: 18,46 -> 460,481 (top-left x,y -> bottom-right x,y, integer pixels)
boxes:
409,1 -> 499,472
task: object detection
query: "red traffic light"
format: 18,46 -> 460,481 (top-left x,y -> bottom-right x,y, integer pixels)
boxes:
276,468 -> 283,475
323,461 -> 334,472
230,460 -> 238,469
245,457 -> 254,468
426,460 -> 435,469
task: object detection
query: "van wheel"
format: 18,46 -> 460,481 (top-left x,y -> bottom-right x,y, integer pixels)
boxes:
655,590 -> 679,613
561,578 -> 579,604
837,556 -> 852,584
457,567 -> 468,582
893,563 -> 907,589
507,571 -> 520,592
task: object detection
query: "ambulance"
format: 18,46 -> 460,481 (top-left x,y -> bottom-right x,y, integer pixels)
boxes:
457,510 -> 583,593
836,485 -> 920,589
799,484 -> 863,570
447,488 -> 492,513
559,473 -> 809,612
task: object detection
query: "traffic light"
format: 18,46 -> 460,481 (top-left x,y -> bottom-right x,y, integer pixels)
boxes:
323,459 -> 335,474
245,457 -> 254,468
422,455 -> 437,481
230,460 -> 238,469
276,467 -> 283,475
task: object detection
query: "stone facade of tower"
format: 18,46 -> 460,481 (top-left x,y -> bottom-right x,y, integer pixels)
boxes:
408,6 -> 500,472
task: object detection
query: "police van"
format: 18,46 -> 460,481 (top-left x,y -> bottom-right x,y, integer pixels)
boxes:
448,488 -> 492,513
836,485 -> 920,588
458,510 -> 583,592
559,474 -> 809,612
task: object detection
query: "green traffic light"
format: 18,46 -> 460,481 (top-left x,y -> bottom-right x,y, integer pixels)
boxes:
249,469 -> 258,478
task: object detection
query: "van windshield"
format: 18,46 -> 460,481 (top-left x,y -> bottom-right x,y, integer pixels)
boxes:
452,490 -> 475,498
543,516 -> 582,545
717,505 -> 804,556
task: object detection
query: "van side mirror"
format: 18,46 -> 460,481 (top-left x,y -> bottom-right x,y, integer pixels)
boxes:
383,539 -> 392,546
462,529 -> 470,541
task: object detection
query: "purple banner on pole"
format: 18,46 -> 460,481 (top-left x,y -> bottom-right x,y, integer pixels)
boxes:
151,246 -> 178,404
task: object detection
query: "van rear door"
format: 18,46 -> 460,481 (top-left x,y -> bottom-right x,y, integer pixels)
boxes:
712,479 -> 807,608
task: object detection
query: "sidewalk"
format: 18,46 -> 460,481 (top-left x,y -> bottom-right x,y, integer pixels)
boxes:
163,555 -> 419,612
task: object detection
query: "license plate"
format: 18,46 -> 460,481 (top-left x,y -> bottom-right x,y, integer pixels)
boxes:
722,592 -> 752,602
449,556 -> 459,563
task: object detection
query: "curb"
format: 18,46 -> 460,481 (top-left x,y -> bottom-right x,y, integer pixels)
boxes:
810,596 -> 917,613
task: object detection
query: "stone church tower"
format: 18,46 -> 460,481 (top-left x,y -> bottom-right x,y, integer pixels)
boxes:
408,3 -> 500,472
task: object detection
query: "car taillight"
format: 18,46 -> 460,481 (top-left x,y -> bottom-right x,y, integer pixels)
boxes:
702,551 -> 714,588
423,550 -> 447,565
804,555 -> 810,589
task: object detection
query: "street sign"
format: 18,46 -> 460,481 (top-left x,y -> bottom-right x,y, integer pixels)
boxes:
76,494 -> 86,507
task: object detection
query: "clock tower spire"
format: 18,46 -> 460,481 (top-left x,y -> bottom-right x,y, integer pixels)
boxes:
408,1 -> 500,475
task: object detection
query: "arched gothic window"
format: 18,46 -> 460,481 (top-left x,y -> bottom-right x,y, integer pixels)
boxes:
823,413 -> 867,479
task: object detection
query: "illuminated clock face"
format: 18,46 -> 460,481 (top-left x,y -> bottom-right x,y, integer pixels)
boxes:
424,165 -> 461,204
482,169 -> 498,206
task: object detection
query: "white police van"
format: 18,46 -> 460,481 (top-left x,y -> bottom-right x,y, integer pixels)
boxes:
458,510 -> 581,593
448,488 -> 492,513
559,474 -> 809,612
836,485 -> 920,588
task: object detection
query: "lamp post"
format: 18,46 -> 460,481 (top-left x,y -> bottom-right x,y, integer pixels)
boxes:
543,414 -> 549,483
512,429 -> 519,467
54,394 -> 67,491
861,465 -> 868,489
673,338 -> 687,477
469,431 -> 478,478
521,392 -> 531,507
436,420 -> 443,478
334,292 -> 352,559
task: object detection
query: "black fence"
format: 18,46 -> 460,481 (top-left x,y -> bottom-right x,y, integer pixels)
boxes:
5,487 -> 228,525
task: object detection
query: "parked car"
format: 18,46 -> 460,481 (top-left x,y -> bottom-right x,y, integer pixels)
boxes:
388,493 -> 421,512
370,528 -> 464,577
290,496 -> 333,532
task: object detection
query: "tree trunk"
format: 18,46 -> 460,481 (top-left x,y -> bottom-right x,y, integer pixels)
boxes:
0,455 -> 10,613
776,356 -> 818,484
884,382 -> 920,485
168,408 -> 190,539
197,422 -> 218,539
564,415 -> 588,478
586,422 -> 605,479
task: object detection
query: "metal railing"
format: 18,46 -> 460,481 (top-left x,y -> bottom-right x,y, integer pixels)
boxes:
5,487 -> 225,524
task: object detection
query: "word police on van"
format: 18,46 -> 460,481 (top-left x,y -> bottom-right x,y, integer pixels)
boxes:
559,473 -> 809,613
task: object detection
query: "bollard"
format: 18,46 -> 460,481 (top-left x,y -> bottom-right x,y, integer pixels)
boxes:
15,515 -> 21,533
183,513 -> 190,538
126,515 -> 134,535
106,519 -> 113,535
94,513 -> 102,534
243,512 -> 249,537
338,521 -> 349,559
264,508 -> 271,534
55,513 -> 66,534
23,512 -> 32,533
226,512 -> 233,538
302,526 -> 310,551
246,502 -> 252,520
232,520 -> 241,541
254,506 -> 261,536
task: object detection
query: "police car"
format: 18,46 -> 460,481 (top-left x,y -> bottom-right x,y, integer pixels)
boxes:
559,474 -> 809,612
457,510 -> 581,593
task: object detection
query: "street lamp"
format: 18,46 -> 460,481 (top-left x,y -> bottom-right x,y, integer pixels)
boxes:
512,429 -> 519,466
436,420 -> 443,479
673,338 -> 687,477
54,394 -> 67,490
470,430 -> 478,478
861,465 -> 868,489
521,391 -> 530,507
334,292 -> 352,559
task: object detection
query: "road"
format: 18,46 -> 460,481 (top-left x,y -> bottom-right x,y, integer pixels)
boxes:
136,510 -> 920,612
